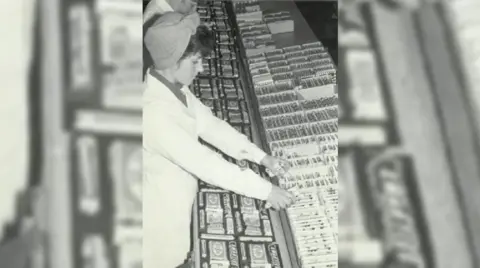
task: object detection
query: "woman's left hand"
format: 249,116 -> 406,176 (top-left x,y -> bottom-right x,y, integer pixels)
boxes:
260,155 -> 291,177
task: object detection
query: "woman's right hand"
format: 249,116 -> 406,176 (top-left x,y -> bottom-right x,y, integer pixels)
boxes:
266,185 -> 296,210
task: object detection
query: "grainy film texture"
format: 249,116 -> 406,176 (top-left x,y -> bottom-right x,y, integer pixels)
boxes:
0,0 -> 479,268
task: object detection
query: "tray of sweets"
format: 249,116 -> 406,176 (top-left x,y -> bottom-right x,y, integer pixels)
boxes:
299,76 -> 332,89
307,52 -> 330,61
264,49 -> 284,58
293,69 -> 315,80
314,58 -> 334,66
265,53 -> 286,63
234,2 -> 261,13
282,45 -> 302,53
287,56 -> 310,65
239,23 -> 270,33
248,52 -> 267,61
270,66 -> 291,75
284,50 -> 304,59
241,29 -> 271,40
249,62 -> 270,75
305,108 -> 338,122
311,121 -> 337,135
262,113 -> 307,129
248,56 -> 267,67
254,84 -> 278,96
256,92 -> 297,106
267,60 -> 289,69
303,47 -> 327,57
272,72 -> 295,83
197,239 -> 283,268
274,80 -> 295,93
314,65 -> 336,75
300,97 -> 338,110
259,102 -> 302,117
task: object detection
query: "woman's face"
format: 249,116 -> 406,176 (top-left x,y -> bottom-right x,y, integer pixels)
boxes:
172,53 -> 203,86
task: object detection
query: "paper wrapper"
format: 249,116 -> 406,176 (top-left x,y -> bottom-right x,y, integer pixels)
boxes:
68,3 -> 94,93
199,239 -> 241,268
109,140 -> 142,223
97,3 -> 143,109
197,192 -> 274,240
76,135 -> 101,216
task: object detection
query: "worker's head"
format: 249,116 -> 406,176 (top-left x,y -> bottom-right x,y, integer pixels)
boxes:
144,12 -> 214,86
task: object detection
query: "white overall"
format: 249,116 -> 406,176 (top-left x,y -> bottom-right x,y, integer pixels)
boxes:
142,72 -> 272,268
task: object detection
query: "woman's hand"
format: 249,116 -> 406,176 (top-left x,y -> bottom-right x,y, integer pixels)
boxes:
260,155 -> 291,177
266,185 -> 296,210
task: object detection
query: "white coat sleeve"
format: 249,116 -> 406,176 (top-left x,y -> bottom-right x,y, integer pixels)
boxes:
195,101 -> 267,164
144,105 -> 272,201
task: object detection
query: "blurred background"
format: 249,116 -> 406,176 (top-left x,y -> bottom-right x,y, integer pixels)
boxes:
1,0 -> 479,267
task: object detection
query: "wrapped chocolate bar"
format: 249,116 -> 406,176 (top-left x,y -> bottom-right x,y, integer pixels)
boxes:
199,239 -> 241,268
238,242 -> 272,268
267,60 -> 289,69
76,135 -> 101,216
302,41 -> 324,49
68,3 -> 94,93
109,140 -> 142,223
266,54 -> 286,63
240,196 -> 258,214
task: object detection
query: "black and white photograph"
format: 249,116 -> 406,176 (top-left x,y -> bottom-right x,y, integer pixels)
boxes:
142,0 -> 338,267
1,0 -> 480,268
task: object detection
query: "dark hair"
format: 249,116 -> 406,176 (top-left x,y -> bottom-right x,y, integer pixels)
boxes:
180,25 -> 215,60
143,21 -> 214,79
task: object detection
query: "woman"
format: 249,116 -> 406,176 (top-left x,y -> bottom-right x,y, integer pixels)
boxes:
143,12 -> 295,268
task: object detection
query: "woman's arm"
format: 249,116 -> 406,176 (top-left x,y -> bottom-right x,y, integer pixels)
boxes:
194,99 -> 268,164
144,103 -> 272,200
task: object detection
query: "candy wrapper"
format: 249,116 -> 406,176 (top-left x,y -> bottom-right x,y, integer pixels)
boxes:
199,239 -> 241,268
76,135 -> 101,216
238,242 -> 283,268
97,2 -> 143,110
198,192 -> 234,238
346,49 -> 387,120
108,140 -> 142,223
198,192 -> 274,240
68,3 -> 94,93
